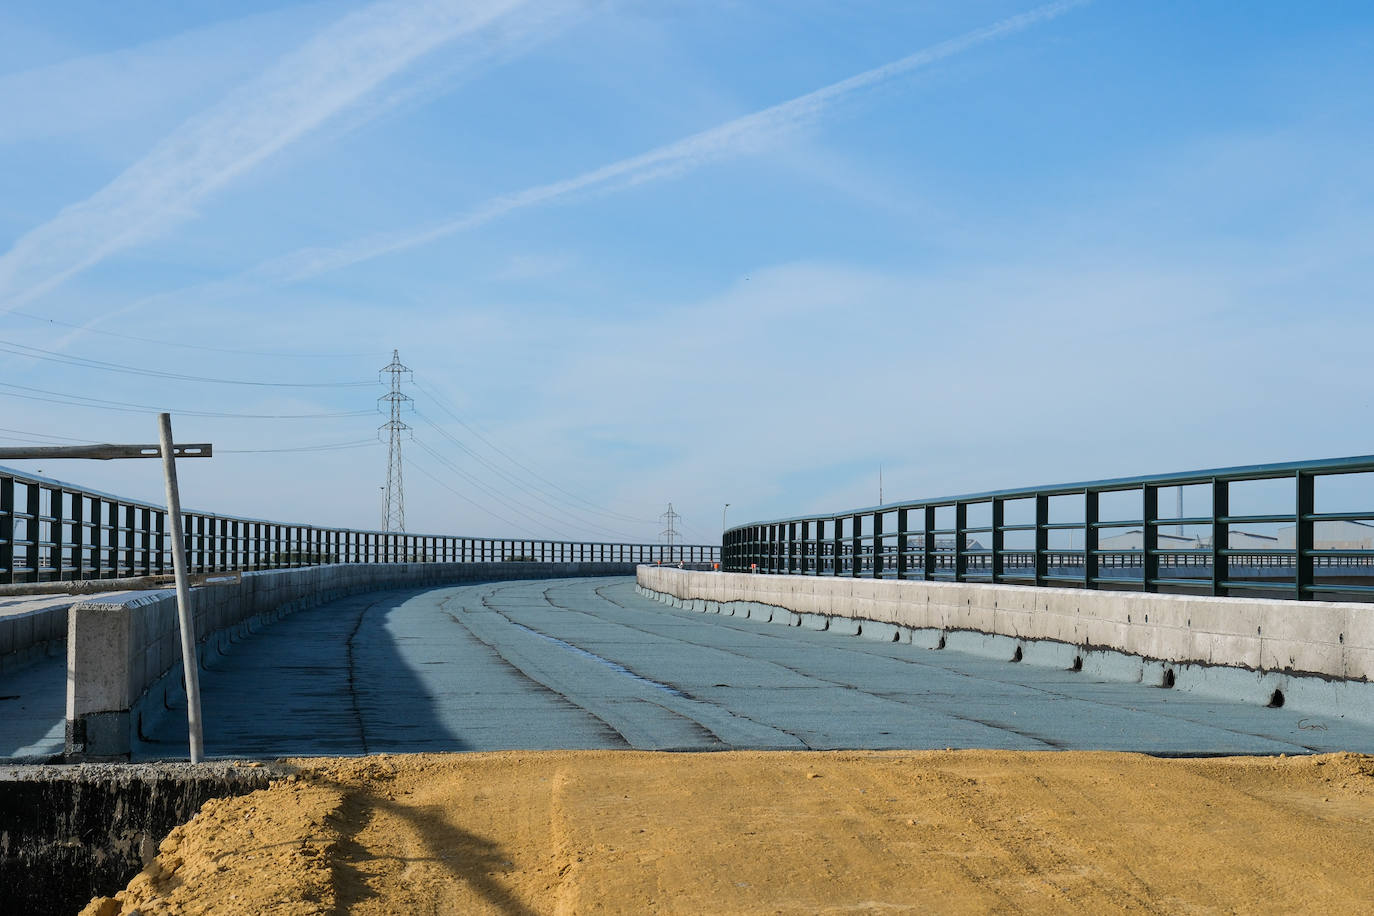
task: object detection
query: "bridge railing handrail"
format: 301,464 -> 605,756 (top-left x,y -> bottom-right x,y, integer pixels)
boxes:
722,454 -> 1374,601
0,463 -> 718,584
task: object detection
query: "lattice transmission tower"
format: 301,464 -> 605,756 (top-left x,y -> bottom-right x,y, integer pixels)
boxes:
660,503 -> 681,551
379,349 -> 412,532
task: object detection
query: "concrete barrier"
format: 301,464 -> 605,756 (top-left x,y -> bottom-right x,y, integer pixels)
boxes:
0,601 -> 72,675
636,567 -> 1374,721
67,561 -> 632,759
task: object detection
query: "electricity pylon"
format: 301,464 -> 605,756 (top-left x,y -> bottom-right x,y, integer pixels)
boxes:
660,503 -> 681,553
379,349 -> 412,532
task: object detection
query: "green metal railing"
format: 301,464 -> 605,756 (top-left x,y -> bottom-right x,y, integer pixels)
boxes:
723,455 -> 1374,601
0,465 -> 717,583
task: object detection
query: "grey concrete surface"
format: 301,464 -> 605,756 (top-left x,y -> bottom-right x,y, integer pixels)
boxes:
110,576 -> 1374,759
0,647 -> 65,760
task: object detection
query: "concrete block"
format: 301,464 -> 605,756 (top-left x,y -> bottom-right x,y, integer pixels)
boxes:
828,617 -> 861,636
859,622 -> 903,643
909,628 -> 944,650
67,603 -> 135,717
1080,648 -> 1145,684
1172,663 -> 1272,707
944,631 -> 1020,663
1282,677 -> 1374,726
799,613 -> 829,631
1020,639 -> 1079,671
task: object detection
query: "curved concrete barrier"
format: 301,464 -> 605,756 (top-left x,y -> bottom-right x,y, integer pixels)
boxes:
637,566 -> 1374,723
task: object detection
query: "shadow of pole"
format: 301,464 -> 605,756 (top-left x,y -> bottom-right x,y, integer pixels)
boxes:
317,772 -> 542,916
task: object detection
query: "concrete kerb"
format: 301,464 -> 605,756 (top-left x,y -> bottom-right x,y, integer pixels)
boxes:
68,561 -> 634,760
634,566 -> 1374,725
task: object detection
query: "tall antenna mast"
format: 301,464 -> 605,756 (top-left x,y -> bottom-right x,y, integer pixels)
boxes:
660,503 -> 681,552
379,349 -> 412,532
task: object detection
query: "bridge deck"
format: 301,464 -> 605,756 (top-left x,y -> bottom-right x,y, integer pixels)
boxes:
5,576 -> 1374,760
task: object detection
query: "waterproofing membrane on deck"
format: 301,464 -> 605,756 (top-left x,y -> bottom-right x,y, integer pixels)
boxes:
5,576 -> 1374,760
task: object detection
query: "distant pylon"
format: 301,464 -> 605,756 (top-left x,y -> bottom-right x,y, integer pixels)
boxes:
379,349 -> 412,532
660,502 -> 681,552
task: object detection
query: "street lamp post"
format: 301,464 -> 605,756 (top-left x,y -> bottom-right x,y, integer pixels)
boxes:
722,503 -> 730,535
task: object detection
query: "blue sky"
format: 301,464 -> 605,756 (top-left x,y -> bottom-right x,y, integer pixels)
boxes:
0,0 -> 1370,544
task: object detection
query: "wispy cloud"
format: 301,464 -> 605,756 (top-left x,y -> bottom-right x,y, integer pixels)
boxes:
0,0 -> 542,312
264,0 -> 1092,282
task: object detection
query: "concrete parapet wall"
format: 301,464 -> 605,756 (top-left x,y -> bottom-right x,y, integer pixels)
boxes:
636,567 -> 1374,722
67,561 -> 632,759
0,603 -> 70,675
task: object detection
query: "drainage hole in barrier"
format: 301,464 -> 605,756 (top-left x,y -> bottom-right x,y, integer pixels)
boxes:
891,631 -> 901,643
937,634 -> 946,650
1268,689 -> 1285,708
1011,646 -> 1023,663
1162,669 -> 1176,689
1070,656 -> 1083,672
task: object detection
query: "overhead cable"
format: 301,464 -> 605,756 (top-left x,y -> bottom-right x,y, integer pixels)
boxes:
410,437 -> 601,542
0,381 -> 374,419
411,413 -> 641,540
0,338 -> 372,387
5,309 -> 369,358
411,377 -> 656,525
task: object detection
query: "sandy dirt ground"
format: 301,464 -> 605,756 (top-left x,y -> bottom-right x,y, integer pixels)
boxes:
82,750 -> 1374,915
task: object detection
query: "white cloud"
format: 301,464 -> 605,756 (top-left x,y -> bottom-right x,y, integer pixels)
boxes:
0,0 -> 541,312
0,3 -> 336,148
257,0 -> 1093,282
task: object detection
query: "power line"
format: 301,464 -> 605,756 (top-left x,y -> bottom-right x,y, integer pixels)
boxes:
407,456 -> 543,539
411,437 -> 609,541
219,439 -> 378,454
4,308 -> 370,358
0,425 -> 95,444
412,411 -> 645,540
411,376 -> 657,525
0,380 -> 374,418
0,338 -> 372,387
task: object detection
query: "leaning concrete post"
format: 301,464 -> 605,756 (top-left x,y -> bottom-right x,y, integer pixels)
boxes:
159,412 -> 204,763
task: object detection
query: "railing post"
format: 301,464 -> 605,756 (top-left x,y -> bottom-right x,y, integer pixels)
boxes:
922,506 -> 935,581
895,508 -> 908,580
53,489 -> 67,581
1142,486 -> 1159,592
990,499 -> 1004,584
1296,471 -> 1314,600
27,484 -> 42,582
1083,490 -> 1099,590
1212,479 -> 1228,597
954,502 -> 967,581
872,512 -> 883,578
1034,494 -> 1049,587
0,476 -> 13,584
89,497 -> 103,580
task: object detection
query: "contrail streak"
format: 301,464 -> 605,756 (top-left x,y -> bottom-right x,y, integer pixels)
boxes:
266,0 -> 1092,282
0,0 -> 540,313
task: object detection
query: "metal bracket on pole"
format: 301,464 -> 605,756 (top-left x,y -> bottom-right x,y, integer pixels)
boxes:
0,443 -> 211,461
